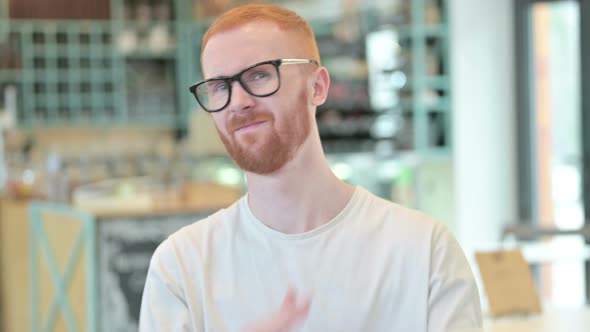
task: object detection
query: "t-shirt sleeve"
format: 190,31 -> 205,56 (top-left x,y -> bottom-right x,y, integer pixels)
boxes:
139,239 -> 193,332
427,223 -> 483,332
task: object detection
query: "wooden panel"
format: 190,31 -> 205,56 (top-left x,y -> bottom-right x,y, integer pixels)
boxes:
37,249 -> 88,332
0,199 -> 30,332
41,211 -> 82,271
9,0 -> 110,19
69,247 -> 87,331
37,250 -> 86,332
39,254 -> 54,330
0,200 -> 91,332
39,210 -> 86,331
54,314 -> 67,332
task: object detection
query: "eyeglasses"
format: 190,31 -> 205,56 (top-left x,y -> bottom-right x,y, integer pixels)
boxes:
189,58 -> 318,113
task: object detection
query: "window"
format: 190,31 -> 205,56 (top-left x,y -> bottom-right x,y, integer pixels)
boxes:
515,0 -> 590,306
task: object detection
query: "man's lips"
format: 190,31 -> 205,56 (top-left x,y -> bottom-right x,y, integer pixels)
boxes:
234,120 -> 267,133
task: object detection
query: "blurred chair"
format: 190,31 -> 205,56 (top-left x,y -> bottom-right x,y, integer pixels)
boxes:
500,222 -> 590,305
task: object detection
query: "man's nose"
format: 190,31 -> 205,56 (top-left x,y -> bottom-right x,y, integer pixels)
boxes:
227,81 -> 255,112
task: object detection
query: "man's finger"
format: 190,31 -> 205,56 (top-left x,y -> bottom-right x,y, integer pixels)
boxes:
244,289 -> 311,332
263,289 -> 311,331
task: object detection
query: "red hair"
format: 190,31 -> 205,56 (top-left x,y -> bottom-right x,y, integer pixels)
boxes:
201,4 -> 320,63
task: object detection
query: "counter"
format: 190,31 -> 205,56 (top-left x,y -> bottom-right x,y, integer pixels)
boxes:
0,182 -> 240,332
483,306 -> 590,332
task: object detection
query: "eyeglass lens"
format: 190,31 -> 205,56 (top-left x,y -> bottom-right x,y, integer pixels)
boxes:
195,62 -> 279,112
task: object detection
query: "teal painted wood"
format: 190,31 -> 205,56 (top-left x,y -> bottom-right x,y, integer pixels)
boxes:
412,0 -> 428,151
20,22 -> 34,127
440,0 -> 453,151
175,0 -> 199,132
6,21 -> 117,127
405,0 -> 451,152
175,21 -> 187,131
29,205 -> 40,332
176,21 -> 202,132
1,1 -> 451,153
0,69 -> 20,81
2,16 -> 198,129
29,201 -> 97,332
109,0 -> 197,131
0,0 -> 8,42
84,211 -> 97,332
171,2 -> 188,131
37,223 -> 82,332
109,0 -> 124,21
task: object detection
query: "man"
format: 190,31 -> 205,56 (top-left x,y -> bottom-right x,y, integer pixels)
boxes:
140,4 -> 482,332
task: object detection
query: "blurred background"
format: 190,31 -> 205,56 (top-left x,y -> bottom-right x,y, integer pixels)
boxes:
0,0 -> 588,331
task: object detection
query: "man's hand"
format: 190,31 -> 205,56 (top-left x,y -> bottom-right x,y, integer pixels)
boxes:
243,288 -> 311,332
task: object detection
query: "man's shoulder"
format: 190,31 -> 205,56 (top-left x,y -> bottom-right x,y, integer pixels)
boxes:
156,197 -> 244,255
357,187 -> 439,227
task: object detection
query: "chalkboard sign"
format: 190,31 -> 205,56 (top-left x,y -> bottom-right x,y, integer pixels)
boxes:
97,213 -> 211,332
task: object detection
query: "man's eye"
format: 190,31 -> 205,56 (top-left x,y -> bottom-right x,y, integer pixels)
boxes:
247,71 -> 270,81
213,82 -> 228,92
254,72 -> 268,80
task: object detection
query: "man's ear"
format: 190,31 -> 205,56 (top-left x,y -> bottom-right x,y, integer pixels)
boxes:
311,67 -> 330,106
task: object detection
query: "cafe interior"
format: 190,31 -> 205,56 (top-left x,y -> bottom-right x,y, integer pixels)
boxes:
0,0 -> 589,331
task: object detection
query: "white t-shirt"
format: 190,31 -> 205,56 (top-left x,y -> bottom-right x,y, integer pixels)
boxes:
140,187 -> 482,332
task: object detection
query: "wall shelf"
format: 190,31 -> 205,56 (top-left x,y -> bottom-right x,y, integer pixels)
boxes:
0,0 -> 451,154
0,1 -> 198,132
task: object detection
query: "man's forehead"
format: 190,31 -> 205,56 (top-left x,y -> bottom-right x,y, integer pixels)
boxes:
201,22 -> 300,78
203,45 -> 275,77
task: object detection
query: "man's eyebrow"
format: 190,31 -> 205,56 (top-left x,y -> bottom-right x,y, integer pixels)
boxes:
203,69 -> 239,81
204,61 -> 262,80
206,73 -> 232,80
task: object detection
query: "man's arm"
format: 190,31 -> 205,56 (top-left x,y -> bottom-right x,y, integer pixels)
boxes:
139,240 -> 194,332
427,224 -> 483,332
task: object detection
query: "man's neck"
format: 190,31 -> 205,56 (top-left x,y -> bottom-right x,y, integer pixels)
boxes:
245,141 -> 355,234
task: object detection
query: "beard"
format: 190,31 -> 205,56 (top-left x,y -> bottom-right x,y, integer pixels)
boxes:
216,91 -> 311,175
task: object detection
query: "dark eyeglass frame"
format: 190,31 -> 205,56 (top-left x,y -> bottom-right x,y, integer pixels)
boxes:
189,58 -> 318,113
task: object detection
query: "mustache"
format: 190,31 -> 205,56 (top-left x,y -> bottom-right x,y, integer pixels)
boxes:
228,112 -> 273,133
